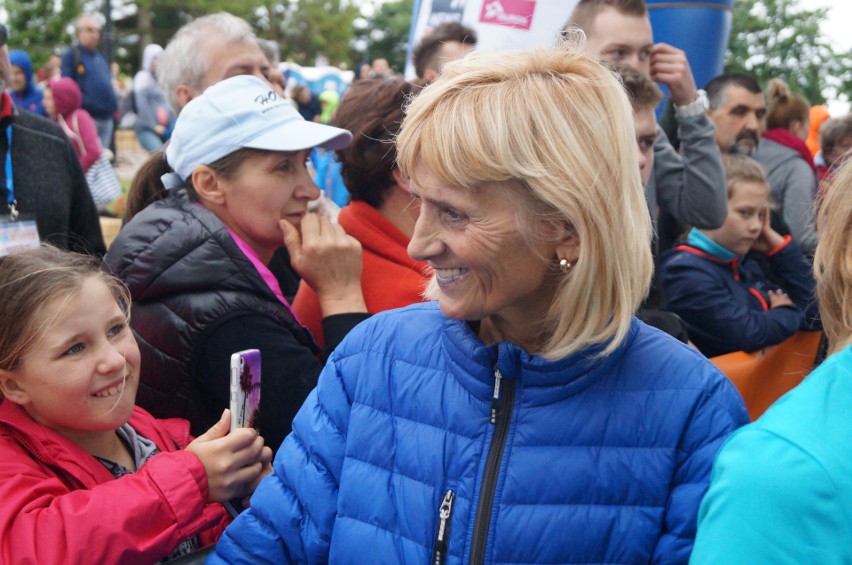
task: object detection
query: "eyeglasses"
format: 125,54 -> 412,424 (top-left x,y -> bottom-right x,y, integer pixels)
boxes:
82,26 -> 101,33
0,24 -> 8,47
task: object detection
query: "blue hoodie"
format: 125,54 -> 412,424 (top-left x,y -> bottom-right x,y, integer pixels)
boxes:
8,50 -> 46,117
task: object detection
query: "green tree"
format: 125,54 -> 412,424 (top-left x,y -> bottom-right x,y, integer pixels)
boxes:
354,0 -> 413,73
273,0 -> 360,66
725,0 -> 849,105
113,0 -> 258,72
6,0 -> 82,67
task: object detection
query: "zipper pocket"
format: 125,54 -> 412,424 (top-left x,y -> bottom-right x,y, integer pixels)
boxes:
432,489 -> 455,565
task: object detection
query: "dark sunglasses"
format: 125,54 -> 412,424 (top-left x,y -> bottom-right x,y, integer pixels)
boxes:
0,24 -> 7,47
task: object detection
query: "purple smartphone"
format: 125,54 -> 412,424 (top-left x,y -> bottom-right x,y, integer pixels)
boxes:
229,349 -> 261,432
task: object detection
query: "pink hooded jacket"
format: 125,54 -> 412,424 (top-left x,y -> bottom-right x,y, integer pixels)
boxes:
48,77 -> 102,172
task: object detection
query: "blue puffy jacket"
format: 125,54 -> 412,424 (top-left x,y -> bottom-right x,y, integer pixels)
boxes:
209,303 -> 748,564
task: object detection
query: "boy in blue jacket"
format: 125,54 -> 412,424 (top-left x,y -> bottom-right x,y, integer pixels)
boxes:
661,153 -> 821,357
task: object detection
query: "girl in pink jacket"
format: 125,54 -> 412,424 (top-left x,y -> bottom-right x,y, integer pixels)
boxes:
43,76 -> 101,173
0,245 -> 273,563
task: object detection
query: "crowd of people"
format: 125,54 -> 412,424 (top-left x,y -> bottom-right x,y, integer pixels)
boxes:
1,0 -> 851,562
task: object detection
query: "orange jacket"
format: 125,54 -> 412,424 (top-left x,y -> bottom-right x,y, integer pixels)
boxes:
293,201 -> 430,345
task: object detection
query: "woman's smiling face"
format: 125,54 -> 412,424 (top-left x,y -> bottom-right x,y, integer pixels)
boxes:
407,167 -> 567,345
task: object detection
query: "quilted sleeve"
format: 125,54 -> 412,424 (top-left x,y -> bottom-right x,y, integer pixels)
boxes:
652,113 -> 727,229
650,364 -> 749,564
208,348 -> 353,564
0,448 -> 218,564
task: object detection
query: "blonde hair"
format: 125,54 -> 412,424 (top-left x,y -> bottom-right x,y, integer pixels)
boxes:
814,160 -> 852,353
396,45 -> 653,359
722,153 -> 769,198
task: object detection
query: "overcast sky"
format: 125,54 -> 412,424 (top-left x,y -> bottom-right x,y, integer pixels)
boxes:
809,0 -> 852,52
807,0 -> 851,112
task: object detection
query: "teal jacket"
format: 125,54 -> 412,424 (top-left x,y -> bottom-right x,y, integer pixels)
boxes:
692,345 -> 852,564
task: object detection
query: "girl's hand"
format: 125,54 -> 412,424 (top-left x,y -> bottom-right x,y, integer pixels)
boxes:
280,214 -> 367,316
186,410 -> 269,503
751,206 -> 785,254
768,289 -> 795,309
238,451 -> 274,509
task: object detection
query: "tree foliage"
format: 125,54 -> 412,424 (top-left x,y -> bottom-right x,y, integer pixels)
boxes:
5,0 -> 82,66
353,0 -> 414,73
725,0 -> 850,105
5,0 -> 395,73
272,0 -> 360,66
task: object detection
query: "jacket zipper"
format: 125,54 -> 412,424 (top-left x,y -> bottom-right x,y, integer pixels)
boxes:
432,489 -> 455,565
469,367 -> 516,565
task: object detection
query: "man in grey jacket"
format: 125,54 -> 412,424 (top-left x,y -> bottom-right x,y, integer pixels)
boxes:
565,0 -> 727,250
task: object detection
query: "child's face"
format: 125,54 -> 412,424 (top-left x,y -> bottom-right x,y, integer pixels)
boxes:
42,88 -> 55,117
705,180 -> 769,255
3,277 -> 140,440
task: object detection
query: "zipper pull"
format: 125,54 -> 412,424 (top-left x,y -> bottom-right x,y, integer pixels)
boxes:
490,368 -> 502,424
432,489 -> 455,565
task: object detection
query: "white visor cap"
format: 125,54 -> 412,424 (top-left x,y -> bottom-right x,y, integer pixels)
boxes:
165,75 -> 352,184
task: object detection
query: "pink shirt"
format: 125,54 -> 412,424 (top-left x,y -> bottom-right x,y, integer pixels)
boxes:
226,226 -> 303,325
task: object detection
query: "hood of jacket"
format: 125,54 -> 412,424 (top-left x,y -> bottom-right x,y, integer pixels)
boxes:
48,77 -> 83,118
8,50 -> 35,96
142,43 -> 163,73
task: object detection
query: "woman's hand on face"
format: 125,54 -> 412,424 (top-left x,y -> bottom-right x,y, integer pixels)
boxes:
751,206 -> 785,254
280,214 -> 367,316
185,409 -> 270,503
768,289 -> 795,309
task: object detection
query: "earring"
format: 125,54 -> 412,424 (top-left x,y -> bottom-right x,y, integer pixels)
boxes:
559,258 -> 573,273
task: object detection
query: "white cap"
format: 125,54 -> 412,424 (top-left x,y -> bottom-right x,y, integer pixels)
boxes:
163,75 -> 351,188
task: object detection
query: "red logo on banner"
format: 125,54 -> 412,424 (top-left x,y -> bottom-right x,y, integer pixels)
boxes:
479,0 -> 536,30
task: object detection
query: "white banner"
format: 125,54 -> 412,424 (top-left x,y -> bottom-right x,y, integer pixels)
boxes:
405,0 -> 581,78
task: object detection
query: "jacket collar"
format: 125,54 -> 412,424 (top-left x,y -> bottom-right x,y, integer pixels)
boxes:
0,399 -> 187,487
686,227 -> 737,261
0,92 -> 14,124
673,241 -> 751,283
0,400 -> 115,485
440,307 -> 638,404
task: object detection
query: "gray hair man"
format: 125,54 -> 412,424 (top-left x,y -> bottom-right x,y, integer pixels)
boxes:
158,13 -> 270,113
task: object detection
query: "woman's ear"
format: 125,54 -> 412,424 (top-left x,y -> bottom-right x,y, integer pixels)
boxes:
0,370 -> 30,406
391,168 -> 412,195
556,233 -> 581,264
191,166 -> 226,206
553,222 -> 580,263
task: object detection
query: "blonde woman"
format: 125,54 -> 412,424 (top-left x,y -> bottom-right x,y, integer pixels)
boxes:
210,46 -> 748,565
692,159 -> 852,563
